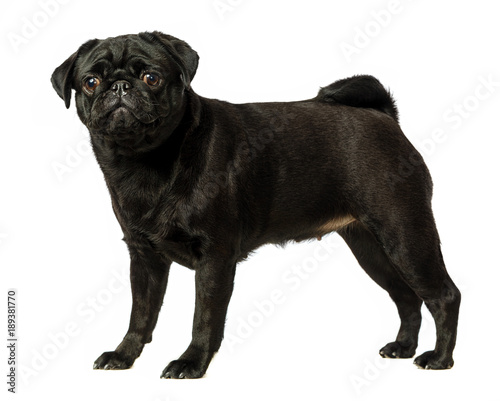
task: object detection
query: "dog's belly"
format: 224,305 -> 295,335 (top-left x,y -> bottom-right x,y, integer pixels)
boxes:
256,214 -> 356,246
317,215 -> 356,236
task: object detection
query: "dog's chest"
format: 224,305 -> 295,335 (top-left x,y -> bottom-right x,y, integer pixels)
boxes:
110,175 -> 203,267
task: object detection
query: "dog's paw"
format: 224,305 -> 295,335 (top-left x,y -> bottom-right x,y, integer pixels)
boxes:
413,350 -> 454,370
93,351 -> 134,370
160,359 -> 206,379
379,341 -> 416,359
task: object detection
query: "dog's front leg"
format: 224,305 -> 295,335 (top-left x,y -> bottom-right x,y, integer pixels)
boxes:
94,243 -> 171,370
161,260 -> 236,379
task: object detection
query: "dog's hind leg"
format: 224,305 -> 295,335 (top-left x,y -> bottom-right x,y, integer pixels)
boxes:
353,203 -> 461,369
339,222 -> 423,359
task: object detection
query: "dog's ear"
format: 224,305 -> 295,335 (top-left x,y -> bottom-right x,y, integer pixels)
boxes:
140,31 -> 199,89
51,39 -> 100,109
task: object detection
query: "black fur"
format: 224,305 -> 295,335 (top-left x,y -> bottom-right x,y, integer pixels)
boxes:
317,74 -> 399,122
51,32 -> 460,378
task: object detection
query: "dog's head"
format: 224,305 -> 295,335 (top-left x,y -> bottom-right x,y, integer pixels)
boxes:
51,31 -> 198,153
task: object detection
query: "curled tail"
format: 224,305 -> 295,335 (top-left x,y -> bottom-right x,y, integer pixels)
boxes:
316,75 -> 399,122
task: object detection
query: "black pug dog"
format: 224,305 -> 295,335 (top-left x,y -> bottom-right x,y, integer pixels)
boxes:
51,31 -> 460,378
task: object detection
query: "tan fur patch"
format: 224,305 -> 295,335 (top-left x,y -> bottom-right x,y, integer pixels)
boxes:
316,215 -> 356,239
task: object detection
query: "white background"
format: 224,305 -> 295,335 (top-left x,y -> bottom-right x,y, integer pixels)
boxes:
1,0 -> 499,400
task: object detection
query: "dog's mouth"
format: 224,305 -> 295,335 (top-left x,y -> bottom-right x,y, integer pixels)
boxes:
82,88 -> 178,155
87,93 -> 161,132
107,102 -> 159,126
85,97 -> 166,154
108,105 -> 136,123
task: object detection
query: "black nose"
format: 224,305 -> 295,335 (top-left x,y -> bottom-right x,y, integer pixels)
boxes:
111,80 -> 131,97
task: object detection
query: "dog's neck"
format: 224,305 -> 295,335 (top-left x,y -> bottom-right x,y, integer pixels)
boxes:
87,90 -> 213,225
89,90 -> 204,180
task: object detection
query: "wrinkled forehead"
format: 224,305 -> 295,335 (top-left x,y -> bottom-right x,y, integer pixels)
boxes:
76,35 -> 171,77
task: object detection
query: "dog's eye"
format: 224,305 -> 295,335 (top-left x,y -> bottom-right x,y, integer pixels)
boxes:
84,77 -> 101,93
143,73 -> 160,87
